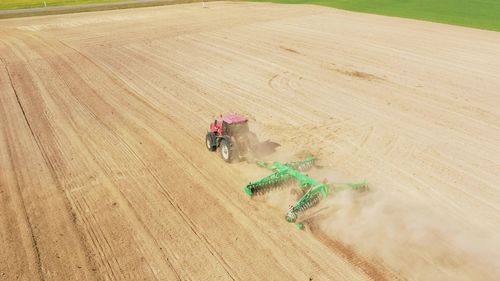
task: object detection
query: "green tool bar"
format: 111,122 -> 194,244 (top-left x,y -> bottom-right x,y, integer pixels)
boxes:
244,156 -> 367,228
244,156 -> 316,196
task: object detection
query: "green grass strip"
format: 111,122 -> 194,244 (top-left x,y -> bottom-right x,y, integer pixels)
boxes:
252,0 -> 500,32
0,0 -> 126,10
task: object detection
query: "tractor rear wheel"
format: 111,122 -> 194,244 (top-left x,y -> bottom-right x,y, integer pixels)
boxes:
206,132 -> 216,151
219,139 -> 234,162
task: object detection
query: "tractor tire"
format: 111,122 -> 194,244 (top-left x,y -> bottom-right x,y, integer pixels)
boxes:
219,139 -> 234,162
206,132 -> 216,151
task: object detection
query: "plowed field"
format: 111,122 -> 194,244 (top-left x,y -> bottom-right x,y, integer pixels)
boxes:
1,2 -> 499,280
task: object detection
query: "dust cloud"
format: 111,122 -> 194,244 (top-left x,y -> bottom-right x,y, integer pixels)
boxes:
312,189 -> 500,280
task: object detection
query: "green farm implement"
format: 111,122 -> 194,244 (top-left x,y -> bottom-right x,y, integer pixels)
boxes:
244,156 -> 366,229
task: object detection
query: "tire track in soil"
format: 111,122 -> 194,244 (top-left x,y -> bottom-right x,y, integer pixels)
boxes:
24,31 -> 237,281
5,47 -> 125,281
1,52 -> 99,281
31,53 -> 179,281
1,57 -> 46,281
2,32 -> 172,281
307,222 -> 400,281
54,38 -> 236,281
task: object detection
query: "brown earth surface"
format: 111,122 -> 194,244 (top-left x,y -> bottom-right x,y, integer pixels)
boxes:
1,2 -> 500,280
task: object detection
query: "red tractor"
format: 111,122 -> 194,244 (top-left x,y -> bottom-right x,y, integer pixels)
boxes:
206,114 -> 258,162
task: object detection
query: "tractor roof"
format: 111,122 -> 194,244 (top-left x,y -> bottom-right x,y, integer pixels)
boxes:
222,114 -> 247,124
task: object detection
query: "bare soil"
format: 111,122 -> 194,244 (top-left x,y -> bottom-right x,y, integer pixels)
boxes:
1,2 -> 499,280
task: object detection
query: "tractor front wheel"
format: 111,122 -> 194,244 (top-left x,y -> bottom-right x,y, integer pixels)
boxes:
219,139 -> 234,162
206,132 -> 216,151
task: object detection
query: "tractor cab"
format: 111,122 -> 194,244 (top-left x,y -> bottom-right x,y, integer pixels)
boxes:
224,119 -> 249,137
210,114 -> 248,137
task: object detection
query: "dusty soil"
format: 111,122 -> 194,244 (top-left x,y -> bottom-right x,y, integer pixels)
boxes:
1,2 -> 499,280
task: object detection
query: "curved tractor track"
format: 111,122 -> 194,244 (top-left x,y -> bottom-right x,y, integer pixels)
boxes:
1,2 -> 500,280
